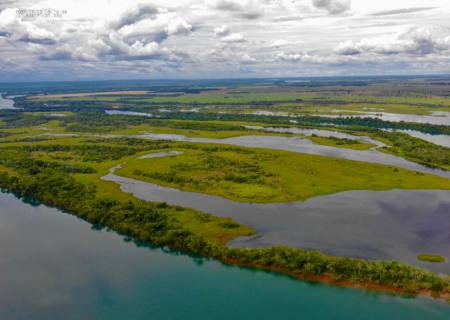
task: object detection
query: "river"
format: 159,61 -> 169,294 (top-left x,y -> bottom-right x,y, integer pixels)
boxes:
318,111 -> 450,126
127,133 -> 450,178
103,167 -> 450,274
1,191 -> 449,319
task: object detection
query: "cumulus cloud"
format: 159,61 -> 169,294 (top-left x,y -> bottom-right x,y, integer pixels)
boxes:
108,6 -> 192,44
221,32 -> 245,43
167,18 -> 192,36
0,8 -> 57,44
269,39 -> 290,48
240,53 -> 257,64
213,25 -> 245,43
214,25 -> 230,37
335,28 -> 450,56
1,0 -> 450,80
312,0 -> 351,15
276,52 -> 305,62
210,0 -> 263,19
276,51 -> 343,64
33,3 -> 194,64
110,4 -> 159,30
127,41 -> 170,59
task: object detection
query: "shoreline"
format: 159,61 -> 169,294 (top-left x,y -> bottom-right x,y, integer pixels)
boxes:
1,175 -> 449,304
220,258 -> 450,303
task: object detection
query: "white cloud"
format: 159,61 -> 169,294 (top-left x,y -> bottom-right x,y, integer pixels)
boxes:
0,8 -> 57,44
209,0 -> 263,19
269,39 -> 290,48
128,41 -> 169,58
214,25 -> 230,37
110,3 -> 159,30
276,51 -> 344,64
167,18 -> 192,36
1,0 -> 450,80
335,27 -> 450,56
221,32 -> 245,43
213,24 -> 245,43
240,53 -> 257,63
312,0 -> 351,15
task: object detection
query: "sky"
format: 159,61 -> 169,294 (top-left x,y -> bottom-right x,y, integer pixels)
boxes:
0,0 -> 449,81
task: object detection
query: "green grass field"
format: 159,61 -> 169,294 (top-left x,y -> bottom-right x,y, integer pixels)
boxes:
306,136 -> 375,150
115,143 -> 450,203
0,134 -> 255,245
417,254 -> 446,263
32,91 -> 450,115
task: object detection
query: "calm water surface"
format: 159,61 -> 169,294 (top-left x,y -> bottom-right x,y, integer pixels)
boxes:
248,125 -> 450,149
396,130 -> 450,148
105,110 -> 154,117
126,133 -> 450,178
244,125 -> 386,146
104,167 -> 450,274
1,191 -> 450,319
318,111 -> 450,126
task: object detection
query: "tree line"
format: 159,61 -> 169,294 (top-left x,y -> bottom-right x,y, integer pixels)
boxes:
0,146 -> 447,295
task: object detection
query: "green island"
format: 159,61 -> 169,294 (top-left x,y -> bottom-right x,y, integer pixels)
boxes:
117,143 -> 449,203
306,135 -> 375,150
418,255 -> 446,263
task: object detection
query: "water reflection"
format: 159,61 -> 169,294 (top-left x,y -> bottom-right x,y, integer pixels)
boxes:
3,190 -> 449,319
124,133 -> 450,178
395,130 -> 450,148
105,110 -> 154,117
318,111 -> 450,126
103,169 -> 450,273
244,125 -> 386,147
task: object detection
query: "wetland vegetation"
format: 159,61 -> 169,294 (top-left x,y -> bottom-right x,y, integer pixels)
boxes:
118,143 -> 450,203
306,135 -> 375,150
1,77 -> 450,301
418,255 -> 446,263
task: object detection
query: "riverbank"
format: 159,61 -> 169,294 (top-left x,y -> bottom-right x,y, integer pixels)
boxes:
221,258 -> 450,303
0,167 -> 448,303
0,126 -> 449,304
2,191 -> 448,319
115,143 -> 450,203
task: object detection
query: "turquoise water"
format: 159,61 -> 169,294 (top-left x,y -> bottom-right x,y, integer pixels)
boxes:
1,191 -> 449,319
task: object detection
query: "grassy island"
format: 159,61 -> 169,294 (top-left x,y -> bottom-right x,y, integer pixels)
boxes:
306,135 -> 375,150
116,143 -> 450,203
418,254 -> 446,263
